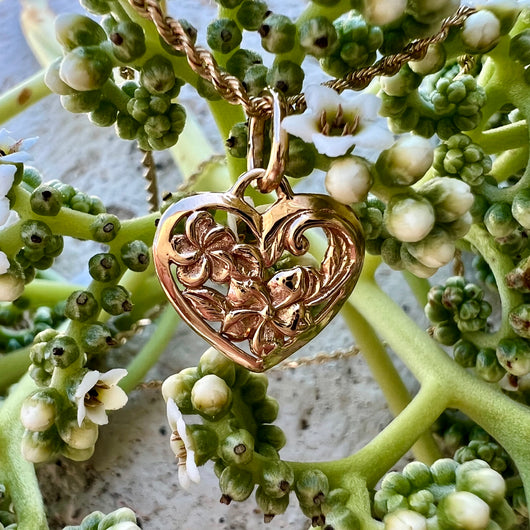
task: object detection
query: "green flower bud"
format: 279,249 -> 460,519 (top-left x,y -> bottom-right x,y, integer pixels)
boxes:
30,185 -> 63,216
409,489 -> 436,517
61,90 -> 102,113
98,507 -> 138,529
20,220 -> 52,250
162,368 -> 200,414
219,465 -> 254,502
255,485 -> 290,523
259,14 -> 296,54
237,0 -> 270,31
484,202 -> 517,238
456,460 -> 505,508
261,459 -> 294,498
57,411 -> 99,451
484,0 -> 520,34
101,285 -> 133,315
120,240 -> 150,272
299,17 -> 338,58
45,58 -> 76,95
241,372 -> 268,403
187,424 -> 218,465
196,76 -> 222,101
80,322 -> 115,355
191,374 -> 232,419
88,253 -> 121,282
381,471 -> 411,496
409,43 -> 446,75
140,55 -> 175,95
402,461 -> 432,490
60,46 -> 113,92
20,388 -> 61,432
80,0 -> 110,13
510,29 -> 530,65
381,238 -> 403,270
256,424 -> 286,450
252,396 -> 279,424
267,60 -> 304,97
116,112 -> 140,140
21,427 -> 59,463
437,490 -> 490,529
207,19 -> 242,55
496,337 -> 530,376
476,348 -> 505,382
225,122 -> 248,158
430,458 -> 458,485
255,442 -> 280,459
109,21 -> 146,62
465,10 -> 500,54
506,255 -> 530,292
511,189 -> 530,229
324,506 -> 360,530
376,136 -> 434,187
226,49 -> 263,80
90,213 -> 121,242
89,100 -> 118,127
406,227 -> 455,269
220,428 -> 254,465
198,347 -> 236,386
144,114 -> 171,139
46,334 -> 80,369
453,340 -> 478,368
65,290 -> 99,322
419,177 -> 474,224
491,499 -> 516,529
295,469 -> 329,507
285,137 -> 316,179
380,67 -> 421,98
384,193 -> 435,243
55,13 -> 106,51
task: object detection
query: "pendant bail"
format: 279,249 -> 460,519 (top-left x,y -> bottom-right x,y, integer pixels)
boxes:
247,88 -> 288,194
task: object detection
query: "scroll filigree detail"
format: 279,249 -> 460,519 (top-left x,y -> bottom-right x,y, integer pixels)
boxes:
154,170 -> 364,372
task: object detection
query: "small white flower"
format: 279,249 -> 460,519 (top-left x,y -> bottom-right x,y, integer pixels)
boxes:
419,177 -> 474,223
0,164 -> 16,197
385,195 -> 435,243
325,156 -> 373,204
74,368 -> 128,426
364,0 -> 407,26
384,509 -> 427,530
282,85 -> 393,158
167,398 -> 200,490
441,491 -> 490,528
0,268 -> 24,301
0,129 -> 37,164
407,227 -> 455,268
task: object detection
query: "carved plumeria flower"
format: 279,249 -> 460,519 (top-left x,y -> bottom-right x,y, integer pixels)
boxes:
281,85 -> 394,158
74,369 -> 128,426
167,398 -> 200,490
222,267 -> 313,357
0,129 -> 37,164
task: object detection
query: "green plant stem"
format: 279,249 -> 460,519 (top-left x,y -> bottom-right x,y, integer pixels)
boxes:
402,270 -> 430,307
463,224 -> 522,348
120,305 -> 180,393
0,347 -> 32,391
341,303 -> 441,464
0,70 -> 51,125
473,120 -> 528,154
491,146 -> 528,183
22,279 -> 85,308
0,375 -> 48,530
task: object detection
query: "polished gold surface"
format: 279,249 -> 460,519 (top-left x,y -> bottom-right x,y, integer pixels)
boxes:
153,169 -> 364,371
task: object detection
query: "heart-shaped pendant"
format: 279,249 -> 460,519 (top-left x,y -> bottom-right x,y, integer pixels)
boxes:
153,168 -> 364,371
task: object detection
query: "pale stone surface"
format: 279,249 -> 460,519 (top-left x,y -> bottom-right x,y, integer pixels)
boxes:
2,1 -> 429,529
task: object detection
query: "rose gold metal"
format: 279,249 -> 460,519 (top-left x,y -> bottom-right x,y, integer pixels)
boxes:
153,169 -> 364,371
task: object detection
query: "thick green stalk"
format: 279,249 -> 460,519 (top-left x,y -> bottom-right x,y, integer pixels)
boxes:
22,279 -> 85,308
0,71 -> 51,125
0,347 -> 32,391
0,375 -> 48,530
341,303 -> 441,464
402,270 -> 430,307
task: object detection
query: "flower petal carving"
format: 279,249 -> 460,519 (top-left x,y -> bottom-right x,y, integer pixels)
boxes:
183,288 -> 226,321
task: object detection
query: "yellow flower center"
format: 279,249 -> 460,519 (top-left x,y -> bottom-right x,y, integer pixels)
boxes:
318,104 -> 360,137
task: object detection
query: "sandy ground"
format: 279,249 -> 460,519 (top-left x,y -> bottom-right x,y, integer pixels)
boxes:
2,1 -> 430,528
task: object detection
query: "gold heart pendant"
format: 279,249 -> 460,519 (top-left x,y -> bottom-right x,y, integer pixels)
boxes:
153,169 -> 364,372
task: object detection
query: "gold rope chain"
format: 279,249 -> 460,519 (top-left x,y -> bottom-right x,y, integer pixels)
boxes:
128,1 -> 475,118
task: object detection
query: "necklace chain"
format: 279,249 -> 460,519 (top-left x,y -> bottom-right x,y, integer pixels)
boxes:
129,0 -> 475,118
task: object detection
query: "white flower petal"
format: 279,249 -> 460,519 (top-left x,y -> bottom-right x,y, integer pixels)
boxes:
352,123 -> 394,151
312,133 -> 356,157
99,367 -> 128,386
1,153 -> 32,164
0,252 -> 9,274
0,198 -> 10,226
75,370 -> 101,399
305,85 -> 343,113
0,164 -> 16,196
167,398 -> 191,446
186,449 -> 201,484
0,273 -> 24,301
99,385 -> 128,410
281,113 -> 319,144
77,400 -> 87,427
178,465 -> 192,490
86,404 -> 109,425
1,210 -> 19,230
345,93 -> 381,121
